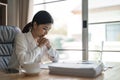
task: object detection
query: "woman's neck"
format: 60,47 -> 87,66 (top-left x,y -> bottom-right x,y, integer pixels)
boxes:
31,30 -> 39,41
31,31 -> 40,45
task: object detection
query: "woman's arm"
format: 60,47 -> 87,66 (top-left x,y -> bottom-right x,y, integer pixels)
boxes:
47,47 -> 59,62
15,33 -> 42,65
37,37 -> 59,62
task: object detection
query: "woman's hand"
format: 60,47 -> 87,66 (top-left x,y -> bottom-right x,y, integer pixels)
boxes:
37,38 -> 51,50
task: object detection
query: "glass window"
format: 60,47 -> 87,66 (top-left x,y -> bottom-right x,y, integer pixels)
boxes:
89,0 -> 120,23
34,0 -> 44,4
33,0 -> 82,62
88,0 -> 120,62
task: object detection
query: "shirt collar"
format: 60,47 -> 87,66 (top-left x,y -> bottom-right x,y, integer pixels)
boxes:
26,32 -> 37,45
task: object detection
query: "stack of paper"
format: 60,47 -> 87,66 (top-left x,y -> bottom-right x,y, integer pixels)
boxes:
49,61 -> 104,77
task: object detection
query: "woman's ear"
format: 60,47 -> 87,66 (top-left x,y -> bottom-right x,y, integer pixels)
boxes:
33,22 -> 37,29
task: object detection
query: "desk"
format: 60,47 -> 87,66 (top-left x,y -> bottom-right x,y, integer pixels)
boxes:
0,62 -> 120,80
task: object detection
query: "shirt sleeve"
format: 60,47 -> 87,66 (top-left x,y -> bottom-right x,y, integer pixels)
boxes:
34,46 -> 59,63
46,46 -> 59,62
15,33 -> 42,65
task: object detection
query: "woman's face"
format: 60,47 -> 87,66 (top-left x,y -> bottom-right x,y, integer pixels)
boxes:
32,22 -> 52,38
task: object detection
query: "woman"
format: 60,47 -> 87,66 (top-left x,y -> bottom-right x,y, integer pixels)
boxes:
8,10 -> 59,73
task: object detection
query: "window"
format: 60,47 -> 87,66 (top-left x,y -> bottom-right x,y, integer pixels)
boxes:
33,0 -> 83,62
33,0 -> 120,62
88,0 -> 120,62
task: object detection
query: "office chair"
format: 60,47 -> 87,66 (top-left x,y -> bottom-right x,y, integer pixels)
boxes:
0,25 -> 21,72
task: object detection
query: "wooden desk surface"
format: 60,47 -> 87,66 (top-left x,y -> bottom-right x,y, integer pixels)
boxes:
0,62 -> 120,80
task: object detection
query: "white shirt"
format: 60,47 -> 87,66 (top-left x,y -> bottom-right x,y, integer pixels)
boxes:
9,32 -> 59,69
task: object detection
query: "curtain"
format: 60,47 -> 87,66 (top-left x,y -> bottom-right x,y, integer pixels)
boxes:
19,0 -> 33,30
7,0 -> 33,30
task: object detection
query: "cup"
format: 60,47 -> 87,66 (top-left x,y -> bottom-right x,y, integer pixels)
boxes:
22,62 -> 41,74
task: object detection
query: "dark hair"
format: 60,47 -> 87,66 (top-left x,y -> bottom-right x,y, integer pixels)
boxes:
22,22 -> 32,33
22,10 -> 53,33
32,10 -> 53,26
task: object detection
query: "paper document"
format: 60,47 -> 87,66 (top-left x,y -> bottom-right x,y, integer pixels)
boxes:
48,61 -> 104,77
